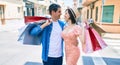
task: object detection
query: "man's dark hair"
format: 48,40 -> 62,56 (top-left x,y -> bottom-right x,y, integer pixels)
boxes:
48,3 -> 61,15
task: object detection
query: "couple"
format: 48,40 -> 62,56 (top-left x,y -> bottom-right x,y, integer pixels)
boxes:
30,3 -> 82,65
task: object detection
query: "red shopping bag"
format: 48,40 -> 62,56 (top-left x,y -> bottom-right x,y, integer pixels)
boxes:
90,27 -> 107,49
24,16 -> 50,24
84,24 -> 107,53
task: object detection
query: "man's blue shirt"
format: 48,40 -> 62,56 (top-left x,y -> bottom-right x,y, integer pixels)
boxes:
30,20 -> 65,61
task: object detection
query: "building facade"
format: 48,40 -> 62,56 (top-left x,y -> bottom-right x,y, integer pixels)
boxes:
82,0 -> 120,33
0,0 -> 24,25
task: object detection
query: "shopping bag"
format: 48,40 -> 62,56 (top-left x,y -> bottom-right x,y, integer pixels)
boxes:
24,16 -> 50,23
84,26 -> 94,53
90,27 -> 107,49
18,23 -> 42,45
84,24 -> 107,53
89,27 -> 102,51
18,16 -> 50,45
89,23 -> 106,36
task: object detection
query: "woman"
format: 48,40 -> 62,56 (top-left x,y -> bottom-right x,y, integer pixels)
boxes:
61,8 -> 83,65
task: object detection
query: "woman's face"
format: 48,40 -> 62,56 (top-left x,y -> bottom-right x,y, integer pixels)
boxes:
64,10 -> 70,22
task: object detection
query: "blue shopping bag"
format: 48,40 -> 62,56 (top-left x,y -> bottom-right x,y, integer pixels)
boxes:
18,23 -> 42,45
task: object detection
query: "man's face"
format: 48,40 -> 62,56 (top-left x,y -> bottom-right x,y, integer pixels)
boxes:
52,8 -> 62,20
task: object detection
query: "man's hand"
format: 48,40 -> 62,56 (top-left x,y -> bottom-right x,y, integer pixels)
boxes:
40,19 -> 52,29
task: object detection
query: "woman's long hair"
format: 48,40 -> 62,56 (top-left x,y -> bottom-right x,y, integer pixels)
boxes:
66,8 -> 77,24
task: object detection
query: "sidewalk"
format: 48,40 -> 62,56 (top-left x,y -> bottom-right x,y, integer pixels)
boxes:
0,19 -> 25,32
81,38 -> 120,65
102,33 -> 120,39
1,31 -> 120,65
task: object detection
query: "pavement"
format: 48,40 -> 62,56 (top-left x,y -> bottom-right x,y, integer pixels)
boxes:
102,33 -> 120,39
0,19 -> 120,65
81,38 -> 120,65
0,19 -> 25,32
0,31 -> 120,65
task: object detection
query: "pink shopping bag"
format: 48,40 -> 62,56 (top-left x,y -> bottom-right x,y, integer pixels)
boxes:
83,24 -> 107,53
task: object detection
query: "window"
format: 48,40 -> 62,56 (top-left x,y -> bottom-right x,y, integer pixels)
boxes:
87,9 -> 89,19
95,7 -> 98,21
79,0 -> 82,3
102,5 -> 114,23
0,6 -> 4,18
18,7 -> 20,13
38,0 -> 44,1
0,6 -> 3,15
55,0 -> 57,2
119,17 -> 120,23
90,9 -> 93,18
0,6 -> 2,15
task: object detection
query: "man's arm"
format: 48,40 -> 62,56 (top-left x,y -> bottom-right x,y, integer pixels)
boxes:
30,19 -> 52,36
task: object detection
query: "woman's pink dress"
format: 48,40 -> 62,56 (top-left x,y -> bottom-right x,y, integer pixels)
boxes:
62,25 -> 82,65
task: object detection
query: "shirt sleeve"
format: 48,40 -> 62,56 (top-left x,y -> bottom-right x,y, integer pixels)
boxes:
30,25 -> 42,36
74,25 -> 82,36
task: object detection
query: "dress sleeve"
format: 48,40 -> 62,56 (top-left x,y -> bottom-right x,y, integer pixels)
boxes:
74,25 -> 82,36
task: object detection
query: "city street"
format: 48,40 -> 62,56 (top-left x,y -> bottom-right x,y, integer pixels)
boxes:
0,0 -> 120,65
0,23 -> 120,65
0,31 -> 43,65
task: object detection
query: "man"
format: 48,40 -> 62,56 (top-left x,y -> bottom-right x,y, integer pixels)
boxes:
30,3 -> 65,65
